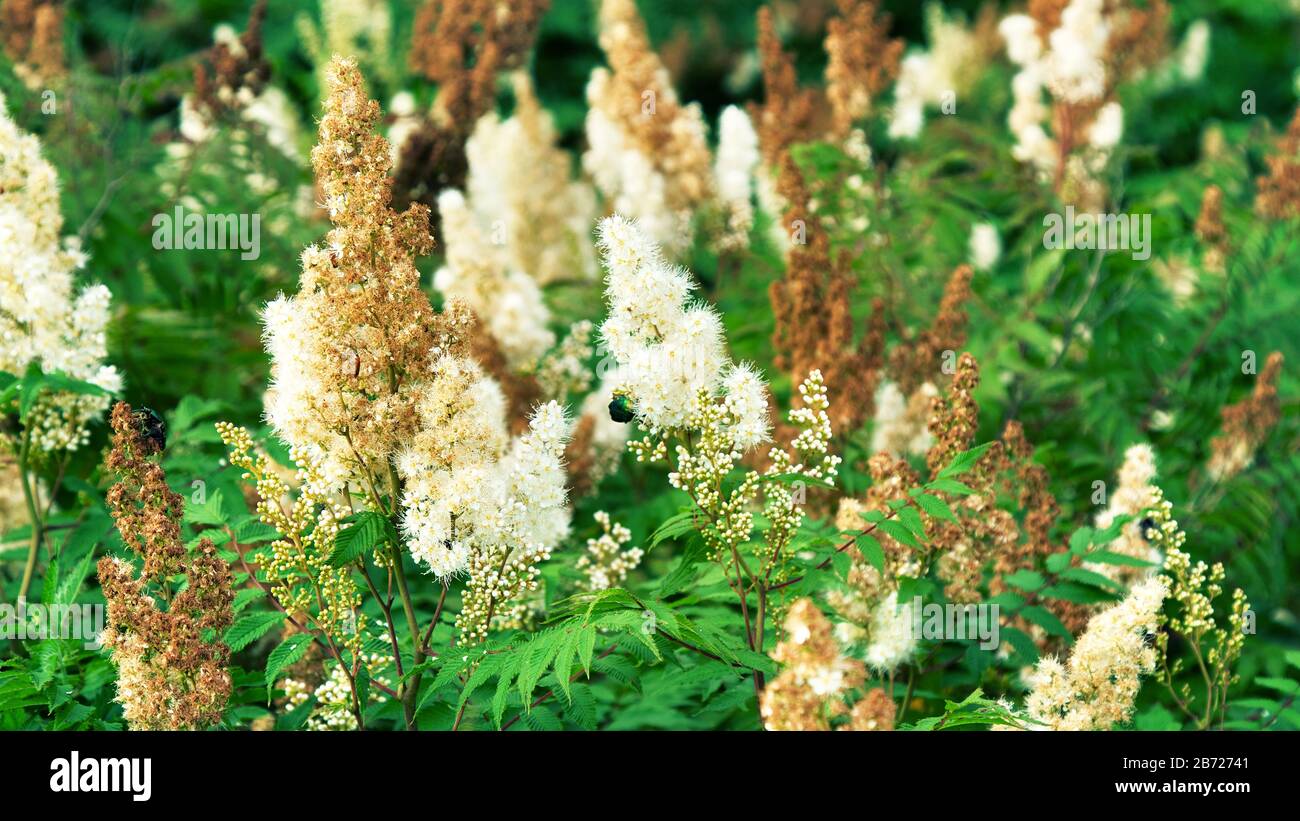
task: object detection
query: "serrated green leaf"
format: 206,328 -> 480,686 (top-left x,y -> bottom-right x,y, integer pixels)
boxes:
184,487 -> 227,526
330,511 -> 393,567
1004,569 -> 1045,591
855,534 -> 885,574
225,610 -> 285,652
521,704 -> 562,731
936,442 -> 995,479
264,633 -> 314,691
925,478 -> 976,496
912,492 -> 957,522
577,625 -> 596,676
897,504 -> 927,538
649,510 -> 697,549
876,518 -> 919,548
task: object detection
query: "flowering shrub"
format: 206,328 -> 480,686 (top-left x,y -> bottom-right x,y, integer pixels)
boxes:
0,0 -> 1297,735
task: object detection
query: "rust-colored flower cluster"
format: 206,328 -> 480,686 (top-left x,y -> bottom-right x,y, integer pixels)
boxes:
834,354 -> 1088,653
1255,107 -> 1300,220
986,421 -> 1090,641
923,354 -> 1016,604
97,402 -> 235,730
750,0 -> 902,158
748,7 -> 820,170
759,598 -> 895,731
584,0 -> 714,236
768,155 -> 886,434
923,356 -> 1087,636
889,264 -> 974,398
1208,351 -> 1284,481
1195,184 -> 1228,274
394,0 -> 548,213
753,1 -> 911,435
0,0 -> 64,89
824,0 -> 904,139
191,0 -> 270,120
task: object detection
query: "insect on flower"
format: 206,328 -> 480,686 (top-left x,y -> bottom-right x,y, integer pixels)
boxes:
608,393 -> 634,424
135,406 -> 167,452
1138,516 -> 1157,541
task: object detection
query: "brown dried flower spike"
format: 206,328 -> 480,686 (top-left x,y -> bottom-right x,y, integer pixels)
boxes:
0,0 -> 65,88
1208,352 -> 1284,481
748,6 -> 820,170
889,264 -> 974,397
395,0 -> 549,212
824,0 -> 903,138
768,154 -> 884,433
1256,107 -> 1300,220
97,402 -> 235,730
192,0 -> 270,119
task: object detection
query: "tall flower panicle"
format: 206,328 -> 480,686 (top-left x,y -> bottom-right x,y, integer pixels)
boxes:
748,6 -> 819,173
390,356 -> 511,578
834,355 -> 1088,658
583,0 -> 713,253
1147,498 -> 1250,725
218,422 -> 363,652
463,71 -> 598,285
394,0 -> 548,216
887,263 -> 973,398
190,0 -> 270,122
824,0 -> 904,139
452,401 -> 573,642
435,188 -> 555,372
1195,184 -> 1228,274
887,3 -> 995,139
1087,443 -> 1163,585
1023,575 -> 1167,730
1207,352 -> 1283,481
164,3 -> 309,229
1256,108 -> 1300,220
598,215 -> 839,635
0,93 -> 121,456
258,57 -> 571,598
1,0 -> 64,89
98,403 -> 234,730
262,56 -> 466,487
749,1 -> 903,250
179,2 -> 302,163
596,215 -> 728,430
713,105 -> 761,250
768,156 -> 886,433
999,0 -> 1169,209
865,260 -> 964,453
